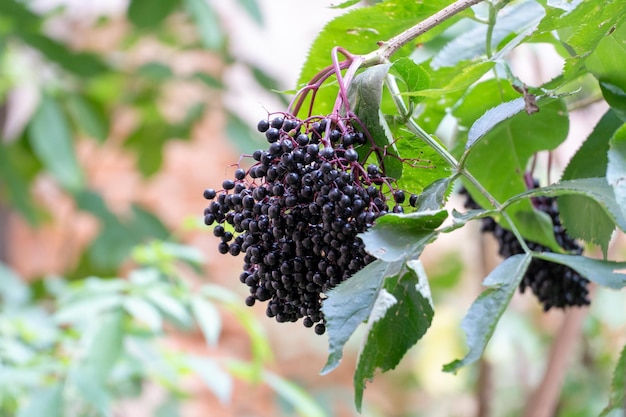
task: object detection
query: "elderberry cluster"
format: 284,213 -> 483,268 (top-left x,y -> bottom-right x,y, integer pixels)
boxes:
461,185 -> 590,311
203,115 -> 416,334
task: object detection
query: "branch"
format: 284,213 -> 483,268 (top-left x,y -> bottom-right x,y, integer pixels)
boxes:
364,0 -> 485,64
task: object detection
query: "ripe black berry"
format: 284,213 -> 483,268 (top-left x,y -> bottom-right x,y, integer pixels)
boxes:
257,120 -> 270,132
202,113 -> 418,334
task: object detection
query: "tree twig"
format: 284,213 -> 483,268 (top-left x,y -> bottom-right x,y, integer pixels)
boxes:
364,0 -> 484,64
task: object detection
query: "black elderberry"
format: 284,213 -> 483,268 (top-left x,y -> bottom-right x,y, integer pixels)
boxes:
266,128 -> 280,143
202,112 -> 418,334
234,168 -> 246,180
203,188 -> 216,200
344,148 -> 358,162
270,116 -> 284,129
222,179 -> 235,190
283,119 -> 298,132
257,119 -> 270,132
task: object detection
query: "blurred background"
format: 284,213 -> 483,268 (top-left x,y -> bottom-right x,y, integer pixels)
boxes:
0,1 -> 624,416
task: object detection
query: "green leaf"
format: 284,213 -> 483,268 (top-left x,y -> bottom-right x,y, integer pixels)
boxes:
391,57 -> 430,107
28,95 -> 83,191
354,260 -> 434,411
607,124 -> 626,221
65,94 -> 109,142
146,289 -> 193,328
432,1 -> 545,68
456,79 -> 569,249
184,0 -> 224,50
405,60 -> 494,98
16,383 -> 63,417
137,62 -> 175,81
585,21 -> 626,119
506,178 -> 626,256
18,33 -> 108,77
0,144 -> 39,224
127,0 -> 180,29
187,356 -> 232,404
0,262 -> 30,307
129,204 -> 170,240
348,64 -> 403,179
321,259 -> 389,375
532,253 -> 626,290
466,97 -> 526,148
360,209 -> 447,262
330,0 -> 361,9
263,371 -> 327,417
599,82 -> 626,122
237,0 -> 263,25
193,72 -> 225,89
413,177 -> 452,210
190,296 -> 221,347
600,344 -> 626,417
443,253 -> 532,373
559,1 -> 626,80
83,308 -> 125,382
560,110 -> 624,255
388,118 -> 451,195
123,296 -> 163,332
54,293 -> 123,324
562,110 -> 623,179
226,111 -> 263,153
297,0 -> 461,115
71,369 -> 111,416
